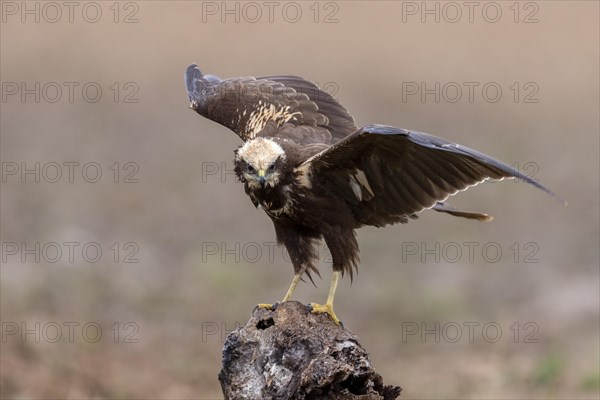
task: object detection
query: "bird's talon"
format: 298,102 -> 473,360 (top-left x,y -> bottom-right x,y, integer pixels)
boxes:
310,303 -> 342,325
257,301 -> 282,311
257,303 -> 274,310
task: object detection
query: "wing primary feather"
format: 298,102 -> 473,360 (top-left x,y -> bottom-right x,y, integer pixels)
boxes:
185,64 -> 203,102
411,133 -> 566,205
364,125 -> 565,205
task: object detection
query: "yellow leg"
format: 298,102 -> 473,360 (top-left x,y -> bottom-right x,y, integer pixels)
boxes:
310,271 -> 341,325
257,272 -> 302,310
281,272 -> 302,302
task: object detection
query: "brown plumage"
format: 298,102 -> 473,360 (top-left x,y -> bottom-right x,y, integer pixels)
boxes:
185,64 -> 564,324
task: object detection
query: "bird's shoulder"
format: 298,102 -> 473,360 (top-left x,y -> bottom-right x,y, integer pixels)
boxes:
267,134 -> 331,166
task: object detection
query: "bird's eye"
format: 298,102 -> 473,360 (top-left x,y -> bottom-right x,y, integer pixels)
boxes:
247,165 -> 255,173
268,164 -> 276,172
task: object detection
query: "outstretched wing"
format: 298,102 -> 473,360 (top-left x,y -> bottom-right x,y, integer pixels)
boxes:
299,124 -> 564,227
185,64 -> 357,143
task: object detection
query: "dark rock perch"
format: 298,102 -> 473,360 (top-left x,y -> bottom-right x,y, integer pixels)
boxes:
218,301 -> 401,400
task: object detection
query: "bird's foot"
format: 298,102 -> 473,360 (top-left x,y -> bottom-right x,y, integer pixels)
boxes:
256,302 -> 280,311
309,303 -> 342,325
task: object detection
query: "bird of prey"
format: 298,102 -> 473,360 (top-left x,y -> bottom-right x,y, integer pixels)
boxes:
185,64 -> 563,324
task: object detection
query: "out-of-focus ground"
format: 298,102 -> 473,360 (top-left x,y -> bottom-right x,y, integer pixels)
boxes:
1,1 -> 598,399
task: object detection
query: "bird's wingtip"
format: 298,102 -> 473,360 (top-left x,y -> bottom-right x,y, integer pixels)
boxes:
187,63 -> 200,72
185,63 -> 204,102
512,174 -> 567,208
538,183 -> 567,207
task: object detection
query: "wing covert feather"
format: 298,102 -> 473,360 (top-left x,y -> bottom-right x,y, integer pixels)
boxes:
186,64 -> 357,143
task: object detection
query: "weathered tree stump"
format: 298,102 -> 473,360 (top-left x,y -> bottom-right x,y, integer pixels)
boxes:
218,301 -> 401,400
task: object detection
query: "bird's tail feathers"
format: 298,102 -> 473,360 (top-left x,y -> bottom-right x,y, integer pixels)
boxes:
301,265 -> 322,288
432,202 -> 493,222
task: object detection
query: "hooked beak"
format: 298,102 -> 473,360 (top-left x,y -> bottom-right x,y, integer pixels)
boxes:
258,170 -> 266,186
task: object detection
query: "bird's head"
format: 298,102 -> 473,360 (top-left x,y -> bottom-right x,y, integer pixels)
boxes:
234,138 -> 287,189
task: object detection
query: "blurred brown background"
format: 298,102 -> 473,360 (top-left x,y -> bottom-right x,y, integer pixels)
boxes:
1,1 -> 598,399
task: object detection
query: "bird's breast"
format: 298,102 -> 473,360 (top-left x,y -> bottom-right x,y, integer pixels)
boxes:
247,185 -> 292,218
